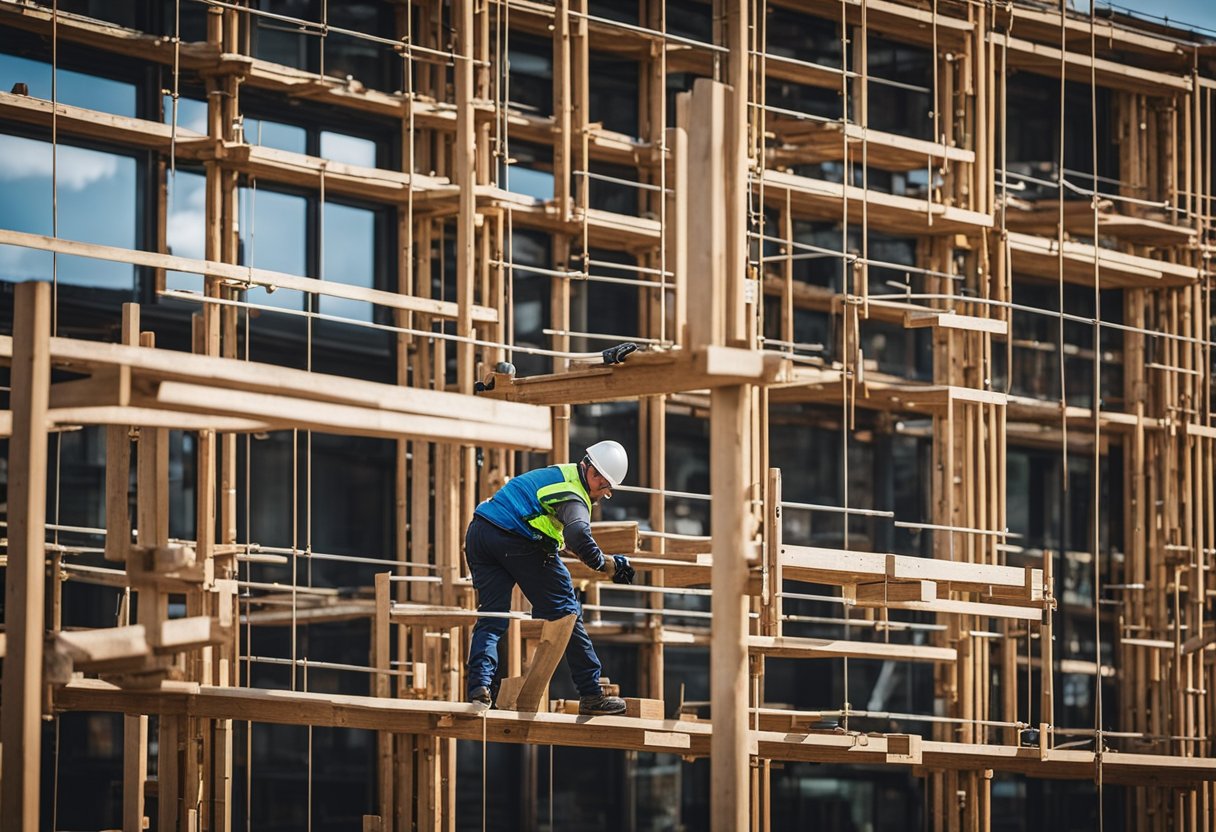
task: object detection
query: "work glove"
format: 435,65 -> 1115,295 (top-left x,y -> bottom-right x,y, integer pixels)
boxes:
610,554 -> 635,585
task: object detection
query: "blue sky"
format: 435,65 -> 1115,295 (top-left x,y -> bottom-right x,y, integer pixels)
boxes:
1081,1 -> 1216,34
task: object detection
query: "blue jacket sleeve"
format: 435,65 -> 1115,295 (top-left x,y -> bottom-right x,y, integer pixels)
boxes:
552,499 -> 606,572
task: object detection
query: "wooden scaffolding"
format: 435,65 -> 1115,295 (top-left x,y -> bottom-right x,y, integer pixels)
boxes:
2,0 -> 1216,829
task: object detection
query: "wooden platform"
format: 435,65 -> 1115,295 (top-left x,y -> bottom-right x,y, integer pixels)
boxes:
54,680 -> 1216,786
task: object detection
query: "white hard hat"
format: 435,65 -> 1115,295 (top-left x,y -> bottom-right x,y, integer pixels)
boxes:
584,440 -> 628,488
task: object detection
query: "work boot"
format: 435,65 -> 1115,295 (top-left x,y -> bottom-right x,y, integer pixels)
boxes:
469,686 -> 492,707
579,693 -> 626,716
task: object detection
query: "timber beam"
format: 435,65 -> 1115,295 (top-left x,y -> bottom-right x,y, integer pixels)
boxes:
479,346 -> 791,406
54,680 -> 1216,786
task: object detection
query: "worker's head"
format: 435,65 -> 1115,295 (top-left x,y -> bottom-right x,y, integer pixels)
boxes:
581,439 -> 628,501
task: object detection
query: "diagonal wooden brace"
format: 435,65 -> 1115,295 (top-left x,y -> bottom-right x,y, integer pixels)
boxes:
495,613 -> 577,713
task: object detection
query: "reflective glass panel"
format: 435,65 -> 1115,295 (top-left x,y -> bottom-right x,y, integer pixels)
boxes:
239,186 -> 307,310
244,117 -> 307,154
0,51 -> 136,117
321,201 -> 374,322
162,94 -> 208,134
0,134 -> 136,289
165,169 -> 207,292
320,131 -> 376,167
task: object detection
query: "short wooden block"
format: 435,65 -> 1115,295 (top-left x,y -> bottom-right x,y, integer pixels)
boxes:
622,697 -> 665,720
885,733 -> 922,765
846,579 -> 936,605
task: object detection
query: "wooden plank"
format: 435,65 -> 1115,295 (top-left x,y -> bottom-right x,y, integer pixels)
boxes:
1007,231 -> 1197,288
0,90 -> 209,153
905,311 -> 1009,336
133,380 -> 550,450
52,406 -> 276,433
996,32 -> 1191,95
54,680 -> 1216,785
748,635 -> 957,663
846,580 -> 937,605
496,614 -> 577,713
768,121 -> 975,172
0,228 -> 496,323
761,169 -> 993,237
45,336 -> 540,430
1,281 -> 51,832
781,545 -> 1042,597
587,521 -> 640,555
48,366 -> 131,409
482,347 -> 789,406
643,730 -> 690,750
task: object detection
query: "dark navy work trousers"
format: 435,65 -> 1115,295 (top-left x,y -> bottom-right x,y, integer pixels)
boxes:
464,515 -> 603,697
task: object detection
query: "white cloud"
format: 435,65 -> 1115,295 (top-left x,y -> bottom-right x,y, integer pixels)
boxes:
0,243 -> 50,281
0,134 -> 119,191
167,208 -> 205,262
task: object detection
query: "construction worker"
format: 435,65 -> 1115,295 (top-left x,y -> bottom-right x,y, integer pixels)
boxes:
465,440 -> 636,715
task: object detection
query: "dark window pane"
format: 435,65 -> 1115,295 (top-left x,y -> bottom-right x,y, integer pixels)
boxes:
252,0 -> 321,72
507,35 -> 553,117
588,55 -> 639,137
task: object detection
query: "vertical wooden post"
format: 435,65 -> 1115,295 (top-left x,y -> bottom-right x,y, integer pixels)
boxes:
455,0 -> 475,396
1,281 -> 51,832
724,0 -> 750,348
762,468 -> 783,637
685,70 -> 752,829
374,573 -> 393,824
711,383 -> 750,831
123,715 -> 149,832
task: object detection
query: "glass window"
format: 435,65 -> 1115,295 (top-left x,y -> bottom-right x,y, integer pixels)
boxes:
165,169 -> 207,292
244,116 -> 307,154
502,141 -> 554,201
251,0 -> 320,71
0,134 -> 136,290
321,201 -> 375,322
666,0 -> 713,43
320,131 -> 376,167
867,36 -> 933,140
588,55 -> 639,137
588,0 -> 637,25
239,185 -> 308,310
324,4 -> 396,92
162,94 -> 208,134
507,230 -> 551,377
249,0 -> 396,91
507,35 -> 553,118
0,51 -> 136,117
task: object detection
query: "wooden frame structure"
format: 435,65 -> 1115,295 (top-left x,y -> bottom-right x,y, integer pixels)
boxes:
2,0 -> 1216,830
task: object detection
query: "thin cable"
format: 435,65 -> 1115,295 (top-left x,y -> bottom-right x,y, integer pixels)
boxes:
1057,2 -> 1069,492
51,715 -> 61,832
51,0 -> 58,334
481,712 -> 487,832
1088,5 -> 1105,829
